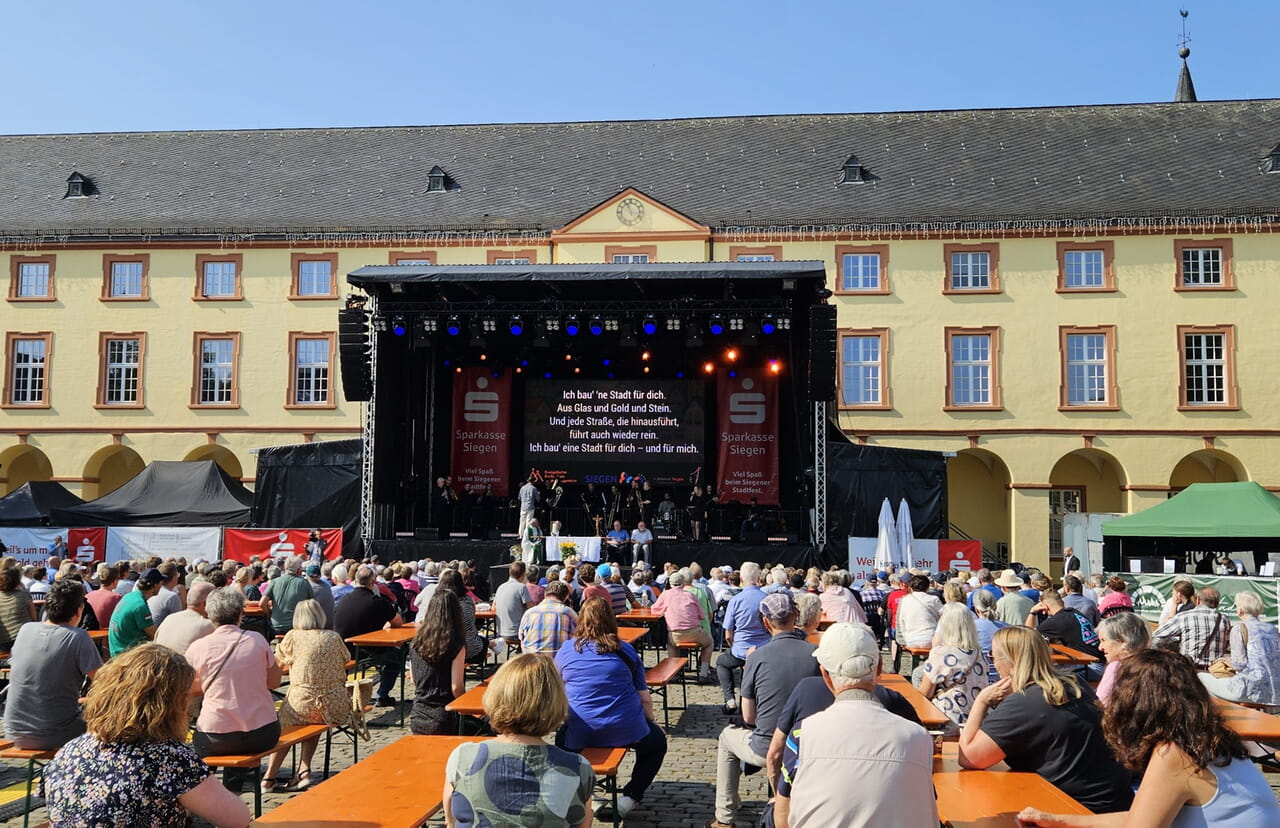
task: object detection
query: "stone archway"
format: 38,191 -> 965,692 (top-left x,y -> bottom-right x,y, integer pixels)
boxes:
0,444 -> 54,495
183,444 -> 244,480
948,448 -> 1013,554
82,445 -> 145,499
1047,448 -> 1128,561
1169,449 -> 1246,490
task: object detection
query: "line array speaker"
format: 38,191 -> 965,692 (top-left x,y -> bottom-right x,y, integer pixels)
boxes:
338,307 -> 373,402
807,304 -> 837,401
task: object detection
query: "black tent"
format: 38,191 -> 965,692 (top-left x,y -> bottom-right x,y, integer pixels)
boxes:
0,481 -> 85,526
50,460 -> 253,527
822,422 -> 949,564
252,439 -> 361,557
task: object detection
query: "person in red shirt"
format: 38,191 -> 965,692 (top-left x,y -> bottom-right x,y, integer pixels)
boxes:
884,572 -> 910,670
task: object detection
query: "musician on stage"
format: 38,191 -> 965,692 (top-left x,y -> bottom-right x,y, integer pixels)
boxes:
604,519 -> 631,563
689,484 -> 711,542
638,480 -> 655,526
436,477 -> 457,540
606,484 -> 626,531
630,521 -> 654,567
579,483 -> 607,535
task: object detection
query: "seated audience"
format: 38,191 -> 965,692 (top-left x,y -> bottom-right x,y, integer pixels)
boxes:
519,580 -> 579,654
971,588 -> 1007,684
650,571 -> 712,682
1157,578 -> 1196,623
1061,575 -> 1101,627
1151,586 -> 1230,669
818,570 -> 867,624
919,602 -> 990,727
264,599 -> 353,790
108,566 -> 164,657
0,564 -> 36,651
42,644 -> 250,828
895,573 -> 942,648
959,625 -> 1133,814
444,654 -> 594,827
85,564 -> 123,628
1199,591 -> 1280,706
3,580 -> 102,749
772,623 -> 937,828
155,581 -> 216,654
186,587 -> 282,793
1029,587 -> 1105,680
335,564 -> 407,705
556,598 -> 667,820
493,561 -> 533,647
711,592 -> 817,828
409,591 -> 468,735
1097,575 -> 1134,617
1095,610 -> 1150,705
1018,649 -> 1280,827
994,569 -> 1034,626
794,592 -> 823,639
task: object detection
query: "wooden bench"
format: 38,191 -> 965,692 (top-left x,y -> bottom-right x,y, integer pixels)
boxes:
582,746 -> 627,827
201,723 -> 329,817
674,639 -> 703,674
645,657 -> 687,728
0,746 -> 57,828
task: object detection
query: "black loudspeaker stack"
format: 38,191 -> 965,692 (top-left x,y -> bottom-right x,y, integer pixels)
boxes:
338,307 -> 373,402
807,304 -> 837,402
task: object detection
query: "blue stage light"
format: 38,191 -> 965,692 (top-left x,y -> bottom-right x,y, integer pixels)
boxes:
391,315 -> 407,336
446,315 -> 462,336
642,314 -> 658,336
565,314 -> 580,336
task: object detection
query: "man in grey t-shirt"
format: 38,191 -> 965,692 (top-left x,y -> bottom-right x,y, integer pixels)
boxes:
493,561 -> 532,643
4,581 -> 102,750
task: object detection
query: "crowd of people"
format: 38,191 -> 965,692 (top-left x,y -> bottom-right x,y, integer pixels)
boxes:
1,546 -> 1279,826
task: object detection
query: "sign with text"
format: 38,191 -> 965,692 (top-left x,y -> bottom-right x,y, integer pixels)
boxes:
524,379 -> 704,486
847,537 -> 983,582
715,372 -> 779,504
223,528 -> 343,564
105,526 -> 222,563
451,368 -> 512,496
0,527 -> 107,567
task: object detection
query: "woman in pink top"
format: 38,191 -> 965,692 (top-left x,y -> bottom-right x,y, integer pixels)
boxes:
1097,576 -> 1134,616
1095,611 -> 1149,705
185,586 -> 282,793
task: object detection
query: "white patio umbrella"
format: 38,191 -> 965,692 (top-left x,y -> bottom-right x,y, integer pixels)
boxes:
873,497 -> 899,571
896,498 -> 915,570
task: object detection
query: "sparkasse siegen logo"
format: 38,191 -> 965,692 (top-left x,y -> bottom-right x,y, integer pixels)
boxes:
463,376 -> 500,422
727,377 -> 766,424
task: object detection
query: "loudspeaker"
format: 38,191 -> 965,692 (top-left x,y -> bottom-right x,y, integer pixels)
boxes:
807,304 -> 837,401
338,307 -> 373,402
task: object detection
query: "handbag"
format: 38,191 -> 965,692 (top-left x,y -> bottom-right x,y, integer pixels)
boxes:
1207,623 -> 1248,679
344,677 -> 373,741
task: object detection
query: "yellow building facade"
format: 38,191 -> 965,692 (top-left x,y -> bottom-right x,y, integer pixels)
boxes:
3,100 -> 1278,570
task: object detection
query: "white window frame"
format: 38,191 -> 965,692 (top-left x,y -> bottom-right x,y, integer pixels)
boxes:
949,251 -> 990,291
1063,249 -> 1105,289
9,338 -> 47,404
293,337 -> 330,405
104,338 -> 141,405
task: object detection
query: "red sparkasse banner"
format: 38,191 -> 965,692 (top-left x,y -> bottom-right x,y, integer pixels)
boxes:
2,527 -> 107,567
715,371 -> 780,505
451,367 -> 512,496
222,528 -> 343,564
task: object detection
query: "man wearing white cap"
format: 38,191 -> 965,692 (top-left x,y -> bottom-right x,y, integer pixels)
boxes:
772,622 -> 937,828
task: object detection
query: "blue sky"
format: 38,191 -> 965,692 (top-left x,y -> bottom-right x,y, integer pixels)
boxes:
4,1 -> 1273,134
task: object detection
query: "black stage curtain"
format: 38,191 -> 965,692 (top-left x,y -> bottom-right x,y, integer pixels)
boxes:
252,440 -> 362,558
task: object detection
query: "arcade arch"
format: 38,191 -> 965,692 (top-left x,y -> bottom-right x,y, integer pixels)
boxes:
947,448 -> 1012,554
0,444 -> 53,495
82,445 -> 145,500
1169,449 -> 1246,490
182,444 -> 244,480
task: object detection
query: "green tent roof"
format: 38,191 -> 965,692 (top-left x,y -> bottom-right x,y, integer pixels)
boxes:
1102,481 -> 1280,538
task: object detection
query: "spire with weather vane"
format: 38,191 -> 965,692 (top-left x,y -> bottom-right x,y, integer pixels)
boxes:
1175,9 -> 1197,103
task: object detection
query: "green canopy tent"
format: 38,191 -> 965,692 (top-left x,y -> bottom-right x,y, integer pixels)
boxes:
1102,482 -> 1280,574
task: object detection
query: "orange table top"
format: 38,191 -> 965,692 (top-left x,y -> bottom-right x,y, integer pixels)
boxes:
618,626 -> 648,646
254,734 -> 484,827
933,742 -> 1092,827
816,613 -> 835,630
1214,698 -> 1280,741
345,626 -> 417,648
243,601 -> 269,617
474,609 -> 496,620
617,608 -> 662,622
879,674 -> 949,730
445,683 -> 488,717
1050,644 -> 1101,665
88,629 -> 108,641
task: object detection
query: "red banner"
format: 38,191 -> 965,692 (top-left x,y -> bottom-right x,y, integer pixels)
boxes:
715,371 -> 780,505
451,367 -> 512,496
222,528 -> 343,564
2,527 -> 107,567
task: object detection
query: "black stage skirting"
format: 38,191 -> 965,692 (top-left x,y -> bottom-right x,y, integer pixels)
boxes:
365,538 -> 820,572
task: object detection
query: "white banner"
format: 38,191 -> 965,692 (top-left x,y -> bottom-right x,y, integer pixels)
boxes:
105,527 -> 222,563
848,537 -> 982,583
0,528 -> 67,566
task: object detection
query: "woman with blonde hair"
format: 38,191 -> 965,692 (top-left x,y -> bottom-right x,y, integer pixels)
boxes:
917,602 -> 989,726
958,625 -> 1133,814
262,598 -> 352,791
42,644 -> 251,827
444,654 -> 595,827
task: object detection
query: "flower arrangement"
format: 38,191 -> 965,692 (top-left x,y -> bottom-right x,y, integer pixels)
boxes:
559,541 -> 578,557
509,544 -> 523,560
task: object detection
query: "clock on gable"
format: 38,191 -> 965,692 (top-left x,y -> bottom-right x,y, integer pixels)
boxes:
615,196 -> 645,226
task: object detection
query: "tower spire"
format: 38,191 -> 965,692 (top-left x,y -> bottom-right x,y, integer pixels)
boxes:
1175,9 -> 1197,103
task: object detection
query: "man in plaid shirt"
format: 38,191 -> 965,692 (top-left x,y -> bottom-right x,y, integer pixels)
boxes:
1151,586 -> 1230,668
518,579 -> 578,654
860,574 -> 888,646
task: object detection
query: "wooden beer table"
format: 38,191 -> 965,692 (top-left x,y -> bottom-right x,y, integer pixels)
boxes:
345,626 -> 417,728
879,673 -> 949,731
933,742 -> 1092,827
254,735 -> 485,827
244,600 -> 269,617
1050,643 -> 1101,665
1214,698 -> 1280,741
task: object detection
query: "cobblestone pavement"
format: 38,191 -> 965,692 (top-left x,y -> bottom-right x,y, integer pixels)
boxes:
7,648 -> 1280,827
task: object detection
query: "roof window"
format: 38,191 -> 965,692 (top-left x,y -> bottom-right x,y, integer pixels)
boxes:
64,172 -> 95,198
427,165 -> 450,192
839,155 -> 866,184
1265,144 -> 1280,174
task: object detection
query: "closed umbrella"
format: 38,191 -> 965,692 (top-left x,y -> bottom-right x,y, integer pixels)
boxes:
896,499 -> 915,570
873,497 -> 898,571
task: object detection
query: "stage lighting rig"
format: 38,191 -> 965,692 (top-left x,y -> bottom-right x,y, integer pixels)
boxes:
446,315 -> 462,336
391,315 -> 408,336
508,315 -> 524,336
420,316 -> 439,334
543,316 -> 561,333
641,314 -> 658,336
589,315 -> 604,336
480,316 -> 497,333
665,315 -> 682,331
707,313 -> 725,336
728,315 -> 745,332
565,314 -> 581,336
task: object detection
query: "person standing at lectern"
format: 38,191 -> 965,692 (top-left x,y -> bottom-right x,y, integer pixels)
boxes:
517,477 -> 539,540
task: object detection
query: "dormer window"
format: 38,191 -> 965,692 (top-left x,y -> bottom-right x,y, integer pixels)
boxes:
1265,144 -> 1280,174
839,155 -> 865,184
427,165 -> 449,192
64,172 -> 93,198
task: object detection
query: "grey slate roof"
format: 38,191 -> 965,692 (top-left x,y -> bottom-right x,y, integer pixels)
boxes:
1,99 -> 1278,240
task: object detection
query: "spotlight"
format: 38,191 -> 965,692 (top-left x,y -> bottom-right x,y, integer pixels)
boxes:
665,315 -> 682,331
703,362 -> 715,374
446,315 -> 462,336
589,314 -> 604,336
725,348 -> 739,362
769,359 -> 782,374
641,314 -> 658,336
455,366 -> 462,373
778,314 -> 792,330
565,314 -> 580,336
565,353 -> 573,361
420,316 -> 439,334
728,315 -> 745,331
760,314 -> 777,335
643,366 -> 650,374
391,315 -> 408,336
544,316 -> 561,333
641,351 -> 650,361
508,315 -> 524,336
481,316 -> 496,333
707,313 -> 724,336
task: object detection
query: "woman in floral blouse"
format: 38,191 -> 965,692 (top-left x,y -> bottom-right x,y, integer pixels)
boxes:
42,643 -> 250,827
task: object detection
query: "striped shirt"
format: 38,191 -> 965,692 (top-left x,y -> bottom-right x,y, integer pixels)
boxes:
519,598 -> 579,654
